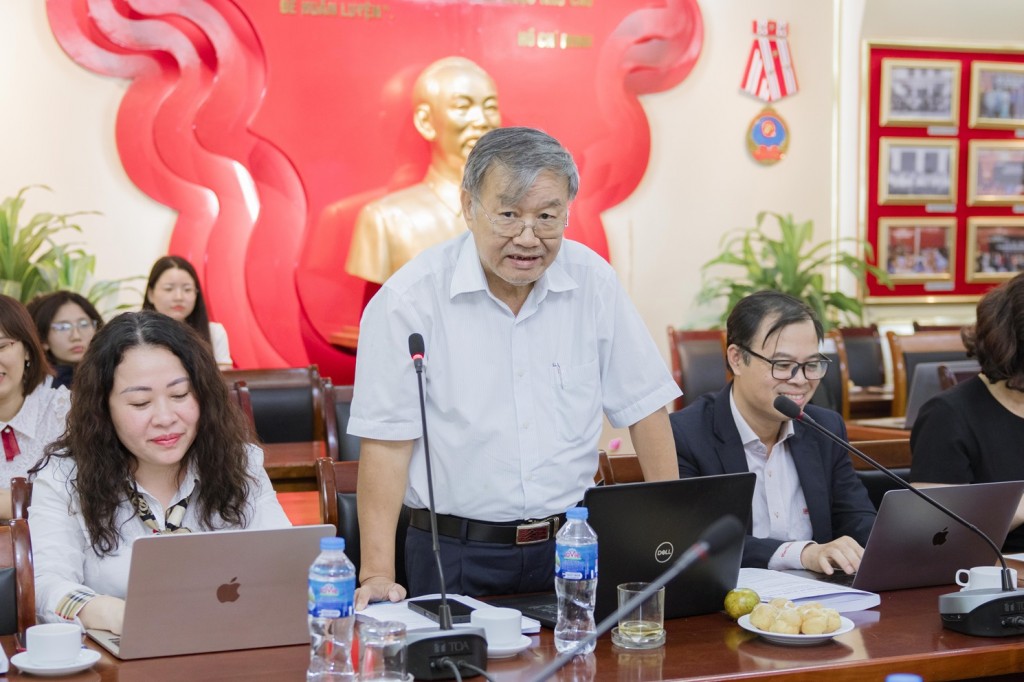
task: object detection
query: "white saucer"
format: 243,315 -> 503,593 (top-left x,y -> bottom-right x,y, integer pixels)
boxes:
738,614 -> 855,646
487,634 -> 532,659
11,649 -> 101,676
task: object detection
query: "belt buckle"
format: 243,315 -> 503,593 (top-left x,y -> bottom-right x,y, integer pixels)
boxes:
515,520 -> 552,545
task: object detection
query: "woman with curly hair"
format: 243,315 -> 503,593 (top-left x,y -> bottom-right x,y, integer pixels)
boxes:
910,271 -> 1024,552
30,311 -> 288,633
143,255 -> 233,369
0,294 -> 70,520
27,290 -> 104,389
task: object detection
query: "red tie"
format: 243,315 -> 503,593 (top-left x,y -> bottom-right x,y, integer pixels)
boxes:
2,426 -> 20,462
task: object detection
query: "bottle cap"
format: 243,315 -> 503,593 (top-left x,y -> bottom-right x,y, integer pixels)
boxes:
884,675 -> 923,682
566,507 -> 588,520
321,536 -> 346,551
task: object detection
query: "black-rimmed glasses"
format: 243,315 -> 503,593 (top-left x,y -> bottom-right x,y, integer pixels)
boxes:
738,345 -> 830,380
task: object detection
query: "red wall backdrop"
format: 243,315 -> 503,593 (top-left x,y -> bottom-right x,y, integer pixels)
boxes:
46,0 -> 703,382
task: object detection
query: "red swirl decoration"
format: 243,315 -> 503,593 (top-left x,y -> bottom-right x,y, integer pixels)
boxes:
46,0 -> 703,381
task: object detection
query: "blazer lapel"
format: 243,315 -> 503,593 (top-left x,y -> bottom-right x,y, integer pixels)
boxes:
789,427 -> 832,542
711,383 -> 750,475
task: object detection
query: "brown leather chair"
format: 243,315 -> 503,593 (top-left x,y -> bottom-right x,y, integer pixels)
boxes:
666,327 -> 729,411
227,380 -> 256,430
315,458 -> 407,585
810,330 -> 851,420
0,518 -> 35,638
323,382 -> 359,461
886,331 -> 968,417
937,363 -> 982,391
838,325 -> 886,388
10,477 -> 32,520
222,366 -> 336,458
597,452 -> 644,485
912,322 -> 966,333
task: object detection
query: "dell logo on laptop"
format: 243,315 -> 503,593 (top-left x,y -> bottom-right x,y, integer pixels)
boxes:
655,542 -> 674,563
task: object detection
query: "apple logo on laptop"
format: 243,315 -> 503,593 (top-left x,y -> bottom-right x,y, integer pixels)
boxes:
217,577 -> 241,603
655,542 -> 674,564
932,528 -> 949,546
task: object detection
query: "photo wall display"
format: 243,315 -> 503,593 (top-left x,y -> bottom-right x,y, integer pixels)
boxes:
864,42 -> 1024,302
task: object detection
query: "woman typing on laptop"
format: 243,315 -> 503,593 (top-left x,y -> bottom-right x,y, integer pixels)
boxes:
29,311 -> 290,633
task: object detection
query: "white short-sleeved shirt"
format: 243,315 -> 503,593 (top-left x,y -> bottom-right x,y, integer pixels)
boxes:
209,321 -> 233,367
348,232 -> 680,522
0,380 -> 70,486
30,444 -> 290,624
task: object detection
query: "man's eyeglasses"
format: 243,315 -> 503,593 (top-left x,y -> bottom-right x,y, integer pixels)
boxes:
739,345 -> 830,381
51,319 -> 98,335
479,208 -> 568,239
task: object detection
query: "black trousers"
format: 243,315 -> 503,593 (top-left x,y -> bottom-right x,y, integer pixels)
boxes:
405,526 -> 555,597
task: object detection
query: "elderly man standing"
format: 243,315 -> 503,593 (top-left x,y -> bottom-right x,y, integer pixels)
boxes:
349,127 -> 680,607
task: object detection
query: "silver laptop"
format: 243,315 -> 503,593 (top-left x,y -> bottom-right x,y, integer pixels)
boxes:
849,481 -> 1024,592
87,524 -> 335,659
857,360 -> 980,430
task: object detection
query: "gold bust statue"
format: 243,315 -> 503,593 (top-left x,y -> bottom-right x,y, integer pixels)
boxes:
345,57 -> 502,284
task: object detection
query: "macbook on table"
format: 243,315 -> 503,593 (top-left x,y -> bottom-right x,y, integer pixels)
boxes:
87,524 -> 335,659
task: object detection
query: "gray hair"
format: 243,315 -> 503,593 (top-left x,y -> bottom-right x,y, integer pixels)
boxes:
461,127 -> 579,206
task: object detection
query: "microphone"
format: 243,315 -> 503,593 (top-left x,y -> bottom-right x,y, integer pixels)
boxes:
531,516 -> 744,682
773,395 -> 1024,637
403,333 -> 488,679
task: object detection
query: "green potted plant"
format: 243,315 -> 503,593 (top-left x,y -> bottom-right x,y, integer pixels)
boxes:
697,211 -> 891,330
0,185 -> 138,313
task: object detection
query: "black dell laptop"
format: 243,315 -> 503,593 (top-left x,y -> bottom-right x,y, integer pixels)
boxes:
494,472 -> 755,626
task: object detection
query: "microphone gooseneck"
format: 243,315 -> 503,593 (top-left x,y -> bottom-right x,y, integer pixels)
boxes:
531,516 -> 744,682
772,395 -> 1014,592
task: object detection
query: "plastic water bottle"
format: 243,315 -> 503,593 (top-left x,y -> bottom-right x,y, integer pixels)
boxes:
555,506 -> 598,654
307,536 -> 356,681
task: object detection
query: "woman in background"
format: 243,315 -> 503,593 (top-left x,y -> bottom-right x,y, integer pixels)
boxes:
0,294 -> 70,519
27,290 -> 104,389
30,311 -> 287,632
143,256 -> 233,369
910,271 -> 1024,552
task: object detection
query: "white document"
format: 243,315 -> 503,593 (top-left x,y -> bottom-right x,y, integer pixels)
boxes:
359,594 -> 541,634
737,568 -> 881,613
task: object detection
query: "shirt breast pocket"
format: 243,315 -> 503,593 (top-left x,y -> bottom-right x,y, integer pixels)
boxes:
550,360 -> 602,442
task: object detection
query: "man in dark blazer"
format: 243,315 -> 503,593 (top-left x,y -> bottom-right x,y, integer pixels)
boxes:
672,291 -> 875,575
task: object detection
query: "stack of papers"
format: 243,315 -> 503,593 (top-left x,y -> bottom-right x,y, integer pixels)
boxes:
737,568 -> 880,613
360,594 -> 541,633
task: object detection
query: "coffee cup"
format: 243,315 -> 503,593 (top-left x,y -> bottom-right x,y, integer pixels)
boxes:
955,565 -> 1018,591
25,623 -> 82,667
469,607 -> 522,648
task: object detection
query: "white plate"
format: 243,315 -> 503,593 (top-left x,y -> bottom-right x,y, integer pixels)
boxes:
11,649 -> 101,676
737,614 -> 855,646
487,634 -> 532,659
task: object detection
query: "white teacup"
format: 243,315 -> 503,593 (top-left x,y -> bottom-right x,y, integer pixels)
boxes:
469,607 -> 522,648
955,565 -> 1018,591
25,623 -> 82,666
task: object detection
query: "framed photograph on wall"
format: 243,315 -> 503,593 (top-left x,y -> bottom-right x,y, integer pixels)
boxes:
878,217 -> 956,283
967,140 -> 1024,205
879,137 -> 958,205
880,58 -> 961,127
969,61 -> 1024,129
966,218 -> 1024,282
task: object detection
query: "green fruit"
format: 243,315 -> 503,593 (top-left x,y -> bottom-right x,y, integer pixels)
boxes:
724,588 -> 760,620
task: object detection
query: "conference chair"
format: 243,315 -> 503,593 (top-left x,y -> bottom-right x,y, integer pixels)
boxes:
809,330 -> 851,420
315,458 -> 408,586
597,451 -> 644,485
10,477 -> 31,520
666,327 -> 729,411
886,331 -> 968,417
0,518 -> 35,639
227,380 -> 256,430
324,382 -> 360,461
938,363 -> 982,391
912,321 -> 966,333
838,325 -> 886,388
222,366 -> 335,458
849,439 -> 912,511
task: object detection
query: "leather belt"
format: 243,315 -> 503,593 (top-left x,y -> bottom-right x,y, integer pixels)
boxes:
408,508 -> 565,546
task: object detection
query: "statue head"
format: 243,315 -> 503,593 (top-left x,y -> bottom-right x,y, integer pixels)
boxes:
412,57 -> 501,175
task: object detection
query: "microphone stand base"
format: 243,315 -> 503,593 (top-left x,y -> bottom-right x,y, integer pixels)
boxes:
939,587 -> 1024,637
406,627 -> 488,680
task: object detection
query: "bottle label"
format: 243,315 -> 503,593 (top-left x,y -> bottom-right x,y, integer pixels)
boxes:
308,576 -> 355,618
555,542 -> 597,580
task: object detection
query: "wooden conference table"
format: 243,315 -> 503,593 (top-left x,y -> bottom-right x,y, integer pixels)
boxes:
4,584 -> 1024,681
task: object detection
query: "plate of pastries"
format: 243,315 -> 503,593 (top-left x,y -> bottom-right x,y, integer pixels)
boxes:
738,598 -> 854,646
